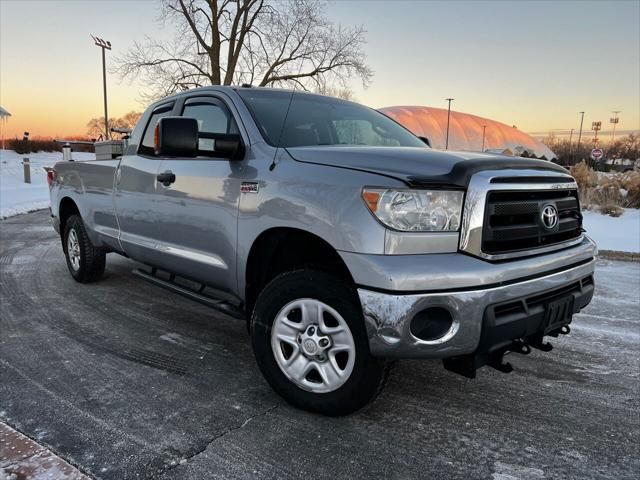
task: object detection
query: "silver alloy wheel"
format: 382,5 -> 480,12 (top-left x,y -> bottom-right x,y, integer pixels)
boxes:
271,298 -> 356,393
67,228 -> 81,271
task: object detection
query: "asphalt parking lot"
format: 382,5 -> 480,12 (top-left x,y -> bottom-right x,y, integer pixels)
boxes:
1,210 -> 639,480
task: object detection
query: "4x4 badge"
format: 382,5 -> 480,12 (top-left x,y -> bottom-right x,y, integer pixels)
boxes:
241,182 -> 259,194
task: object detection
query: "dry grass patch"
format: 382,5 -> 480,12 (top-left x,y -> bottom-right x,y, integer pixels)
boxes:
569,162 -> 640,215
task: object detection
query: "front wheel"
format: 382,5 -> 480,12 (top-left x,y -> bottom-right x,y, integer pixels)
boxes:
251,270 -> 390,416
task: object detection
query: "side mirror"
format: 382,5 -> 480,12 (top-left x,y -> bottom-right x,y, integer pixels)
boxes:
199,132 -> 245,160
154,116 -> 245,160
418,136 -> 431,147
155,117 -> 198,157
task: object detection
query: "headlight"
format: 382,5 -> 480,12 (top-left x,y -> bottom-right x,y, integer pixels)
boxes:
362,188 -> 463,232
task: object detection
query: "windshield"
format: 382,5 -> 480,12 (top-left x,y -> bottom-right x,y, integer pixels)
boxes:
236,89 -> 426,149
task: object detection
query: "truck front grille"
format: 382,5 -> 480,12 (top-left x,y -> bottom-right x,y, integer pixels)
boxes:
482,189 -> 582,254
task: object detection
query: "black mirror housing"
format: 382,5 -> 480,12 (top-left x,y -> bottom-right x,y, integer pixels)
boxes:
155,117 -> 245,160
155,117 -> 199,157
199,132 -> 245,160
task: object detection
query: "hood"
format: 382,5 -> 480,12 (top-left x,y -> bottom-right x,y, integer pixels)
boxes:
285,146 -> 569,188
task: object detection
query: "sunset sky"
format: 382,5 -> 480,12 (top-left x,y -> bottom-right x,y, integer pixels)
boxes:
1,0 -> 638,139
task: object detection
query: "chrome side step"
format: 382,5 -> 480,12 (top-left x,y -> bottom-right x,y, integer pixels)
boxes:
133,268 -> 245,320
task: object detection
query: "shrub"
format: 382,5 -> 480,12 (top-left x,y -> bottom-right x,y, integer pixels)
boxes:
569,161 -> 640,212
6,136 -> 95,154
570,161 -> 598,188
598,204 -> 624,217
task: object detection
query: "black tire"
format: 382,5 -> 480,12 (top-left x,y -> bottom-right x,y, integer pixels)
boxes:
251,269 -> 390,416
63,214 -> 106,283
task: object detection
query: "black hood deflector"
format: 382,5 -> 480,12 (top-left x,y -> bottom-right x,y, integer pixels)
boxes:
285,146 -> 568,188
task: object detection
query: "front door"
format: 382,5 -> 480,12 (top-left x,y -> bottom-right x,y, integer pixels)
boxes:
114,102 -> 174,265
153,95 -> 244,294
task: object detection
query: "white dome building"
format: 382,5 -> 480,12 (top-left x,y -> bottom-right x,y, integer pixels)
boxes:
380,106 -> 556,160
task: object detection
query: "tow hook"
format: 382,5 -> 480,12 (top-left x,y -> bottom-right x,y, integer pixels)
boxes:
443,329 -> 571,379
530,336 -> 554,352
510,340 -> 531,355
487,351 -> 513,374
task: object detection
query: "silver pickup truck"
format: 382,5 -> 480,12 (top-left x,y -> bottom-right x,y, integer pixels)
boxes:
49,86 -> 596,415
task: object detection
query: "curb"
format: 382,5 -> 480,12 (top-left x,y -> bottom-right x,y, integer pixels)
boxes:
598,250 -> 640,262
0,422 -> 89,479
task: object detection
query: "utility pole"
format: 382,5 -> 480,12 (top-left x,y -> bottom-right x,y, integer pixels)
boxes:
568,128 -> 574,155
576,111 -> 585,150
610,111 -> 621,143
481,124 -> 487,151
445,98 -> 454,150
91,35 -> 112,139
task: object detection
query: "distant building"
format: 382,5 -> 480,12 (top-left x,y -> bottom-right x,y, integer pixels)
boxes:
380,105 -> 556,160
0,106 -> 12,150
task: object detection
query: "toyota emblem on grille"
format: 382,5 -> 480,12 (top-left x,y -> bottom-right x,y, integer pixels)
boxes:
541,204 -> 559,230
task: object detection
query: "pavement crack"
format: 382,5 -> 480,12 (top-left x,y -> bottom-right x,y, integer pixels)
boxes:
152,403 -> 279,478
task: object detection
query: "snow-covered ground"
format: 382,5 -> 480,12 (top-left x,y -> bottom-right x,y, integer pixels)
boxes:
583,208 -> 640,253
0,149 -> 94,218
1,149 -> 639,253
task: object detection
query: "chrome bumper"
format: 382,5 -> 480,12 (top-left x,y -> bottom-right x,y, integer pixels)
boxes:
358,258 -> 596,359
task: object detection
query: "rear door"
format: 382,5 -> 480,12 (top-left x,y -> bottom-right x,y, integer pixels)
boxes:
114,102 -> 175,264
152,95 -> 244,294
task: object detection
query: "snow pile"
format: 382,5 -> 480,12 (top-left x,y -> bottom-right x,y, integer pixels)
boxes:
0,150 -> 95,218
583,208 -> 640,253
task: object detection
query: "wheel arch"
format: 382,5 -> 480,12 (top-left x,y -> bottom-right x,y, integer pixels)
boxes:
58,196 -> 80,240
244,227 -> 355,325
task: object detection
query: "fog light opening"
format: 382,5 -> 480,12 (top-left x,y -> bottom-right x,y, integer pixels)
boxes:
410,307 -> 454,342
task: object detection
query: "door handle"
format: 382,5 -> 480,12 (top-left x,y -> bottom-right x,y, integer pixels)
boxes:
157,171 -> 176,186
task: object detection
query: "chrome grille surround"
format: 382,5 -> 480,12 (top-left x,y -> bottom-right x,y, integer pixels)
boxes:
459,169 -> 583,261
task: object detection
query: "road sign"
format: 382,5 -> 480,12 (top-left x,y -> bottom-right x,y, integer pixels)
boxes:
590,148 -> 604,160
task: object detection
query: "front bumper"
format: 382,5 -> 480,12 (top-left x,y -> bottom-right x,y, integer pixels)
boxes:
357,256 -> 595,359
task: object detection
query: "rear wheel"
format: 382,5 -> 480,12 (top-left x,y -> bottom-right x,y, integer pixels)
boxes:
251,269 -> 389,416
63,214 -> 106,283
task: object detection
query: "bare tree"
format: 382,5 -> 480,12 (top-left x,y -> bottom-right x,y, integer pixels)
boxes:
115,0 -> 372,101
87,111 -> 142,138
315,84 -> 356,101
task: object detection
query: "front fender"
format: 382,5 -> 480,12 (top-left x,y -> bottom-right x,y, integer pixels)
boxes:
236,148 -> 404,298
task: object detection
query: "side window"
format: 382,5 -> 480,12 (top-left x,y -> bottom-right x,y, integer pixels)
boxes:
139,103 -> 174,155
182,98 -> 239,153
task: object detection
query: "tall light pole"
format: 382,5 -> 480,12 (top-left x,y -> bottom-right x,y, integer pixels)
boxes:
481,124 -> 487,151
610,111 -> 621,143
591,121 -> 602,146
91,35 -> 112,139
576,111 -> 585,151
445,98 -> 454,150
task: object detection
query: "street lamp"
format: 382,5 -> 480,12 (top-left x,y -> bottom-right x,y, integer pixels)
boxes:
481,124 -> 487,151
610,111 -> 621,143
91,35 -> 112,139
445,98 -> 454,150
591,121 -> 602,146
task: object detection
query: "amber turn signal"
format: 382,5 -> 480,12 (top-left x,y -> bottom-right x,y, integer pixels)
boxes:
362,190 -> 380,213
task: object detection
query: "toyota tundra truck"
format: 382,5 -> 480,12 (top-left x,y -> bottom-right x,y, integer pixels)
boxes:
48,86 -> 596,415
